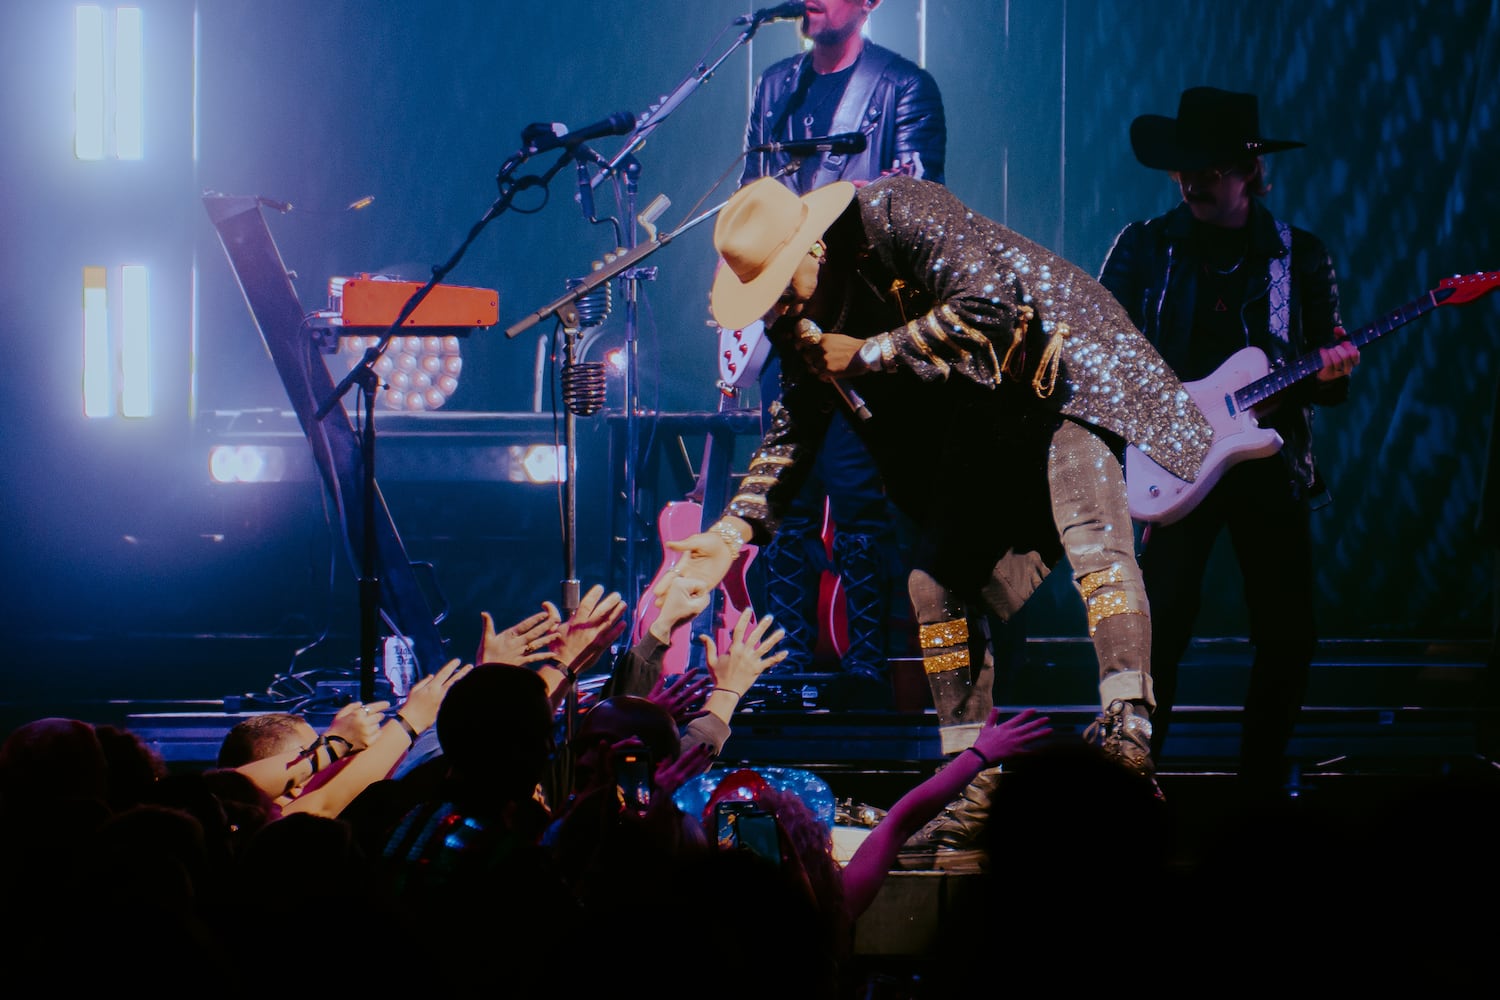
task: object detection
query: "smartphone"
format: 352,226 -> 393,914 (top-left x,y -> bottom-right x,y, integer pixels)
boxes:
714,800 -> 759,849
735,811 -> 782,866
714,800 -> 780,866
614,749 -> 653,814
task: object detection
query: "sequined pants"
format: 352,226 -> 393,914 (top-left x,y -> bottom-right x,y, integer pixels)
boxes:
911,418 -> 1153,752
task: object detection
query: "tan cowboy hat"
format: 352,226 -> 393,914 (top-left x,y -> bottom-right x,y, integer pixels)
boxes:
1130,86 -> 1304,172
710,177 -> 856,330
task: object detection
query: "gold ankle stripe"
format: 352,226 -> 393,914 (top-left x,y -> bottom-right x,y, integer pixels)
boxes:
1078,565 -> 1125,599
919,619 -> 969,649
1086,600 -> 1147,635
922,650 -> 969,674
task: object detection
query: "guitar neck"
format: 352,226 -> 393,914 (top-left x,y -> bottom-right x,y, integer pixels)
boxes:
1234,286 -> 1451,410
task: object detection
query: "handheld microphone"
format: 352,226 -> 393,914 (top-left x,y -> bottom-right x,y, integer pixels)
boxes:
523,111 -> 637,154
752,132 -> 868,156
735,2 -> 806,25
796,319 -> 872,422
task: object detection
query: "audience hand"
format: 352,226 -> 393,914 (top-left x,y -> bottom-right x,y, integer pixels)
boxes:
700,609 -> 787,698
653,740 -> 715,798
324,699 -> 392,751
650,573 -> 712,643
655,521 -> 748,607
475,608 -> 560,666
391,658 -> 471,735
648,669 -> 712,726
544,584 -> 628,677
971,707 -> 1052,764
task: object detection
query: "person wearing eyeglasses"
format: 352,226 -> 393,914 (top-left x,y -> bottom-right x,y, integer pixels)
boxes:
1098,87 -> 1360,802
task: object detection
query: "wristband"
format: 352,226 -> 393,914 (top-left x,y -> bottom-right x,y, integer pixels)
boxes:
288,735 -> 326,773
964,746 -> 996,769
324,734 -> 355,761
394,713 -> 419,747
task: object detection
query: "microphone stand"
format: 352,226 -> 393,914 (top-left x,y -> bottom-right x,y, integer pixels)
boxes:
313,142 -> 576,702
563,10 -> 780,635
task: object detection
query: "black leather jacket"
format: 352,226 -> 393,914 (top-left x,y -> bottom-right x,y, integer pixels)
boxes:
740,42 -> 945,192
1098,200 -> 1347,500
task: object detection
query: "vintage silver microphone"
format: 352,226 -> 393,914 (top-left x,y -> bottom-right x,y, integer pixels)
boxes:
561,276 -> 611,416
796,318 -> 871,421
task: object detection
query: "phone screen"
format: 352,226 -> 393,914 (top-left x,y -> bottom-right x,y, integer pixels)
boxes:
714,800 -> 757,849
714,801 -> 779,865
735,812 -> 781,865
614,751 -> 653,813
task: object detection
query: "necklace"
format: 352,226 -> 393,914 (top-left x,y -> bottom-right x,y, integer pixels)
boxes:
798,64 -> 853,137
1205,254 -> 1245,276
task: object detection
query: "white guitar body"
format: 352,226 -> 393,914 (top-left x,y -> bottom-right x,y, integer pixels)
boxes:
717,319 -> 771,388
1125,270 -> 1500,524
1126,346 -> 1284,525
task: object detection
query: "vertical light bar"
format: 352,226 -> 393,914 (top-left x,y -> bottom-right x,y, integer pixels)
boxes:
120,264 -> 151,417
83,266 -> 111,417
75,5 -> 106,161
115,7 -> 143,160
192,6 -> 200,161
188,264 -> 199,419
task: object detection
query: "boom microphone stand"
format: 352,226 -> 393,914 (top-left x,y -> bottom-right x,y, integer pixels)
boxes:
312,135 -> 589,702
553,3 -> 797,633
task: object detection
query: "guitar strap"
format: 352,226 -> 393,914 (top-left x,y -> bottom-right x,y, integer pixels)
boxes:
810,46 -> 892,188
1268,218 -> 1292,345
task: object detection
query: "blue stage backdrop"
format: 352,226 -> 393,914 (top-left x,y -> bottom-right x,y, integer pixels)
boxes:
0,1 -> 1494,700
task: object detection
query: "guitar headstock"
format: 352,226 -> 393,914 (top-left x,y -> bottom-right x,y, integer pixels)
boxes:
1437,270 -> 1500,305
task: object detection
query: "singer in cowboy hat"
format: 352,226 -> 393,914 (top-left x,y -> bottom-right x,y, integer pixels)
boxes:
658,171 -> 1215,816
1098,86 -> 1359,801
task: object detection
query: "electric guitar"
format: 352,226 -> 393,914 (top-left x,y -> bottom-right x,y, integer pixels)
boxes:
631,498 -> 757,677
1127,270 -> 1500,525
631,386 -> 764,677
713,321 -> 851,663
717,318 -> 771,388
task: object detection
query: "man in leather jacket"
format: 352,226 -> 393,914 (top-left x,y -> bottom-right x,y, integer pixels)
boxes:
1098,87 -> 1360,800
734,0 -> 948,710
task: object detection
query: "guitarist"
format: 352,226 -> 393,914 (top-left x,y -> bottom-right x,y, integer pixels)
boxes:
731,0 -> 956,711
1098,87 -> 1361,802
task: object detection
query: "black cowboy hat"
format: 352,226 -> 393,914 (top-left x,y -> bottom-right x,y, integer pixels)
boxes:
1130,86 -> 1305,172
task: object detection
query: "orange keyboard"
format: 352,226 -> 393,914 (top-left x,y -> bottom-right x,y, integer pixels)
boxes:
321,274 -> 499,330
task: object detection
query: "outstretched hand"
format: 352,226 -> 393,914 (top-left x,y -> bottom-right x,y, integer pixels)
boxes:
651,573 -> 713,641
700,608 -> 787,698
648,669 -> 713,726
324,699 -> 392,751
394,658 -> 472,734
653,527 -> 743,608
544,584 -> 628,677
971,707 -> 1053,765
475,608 -> 560,667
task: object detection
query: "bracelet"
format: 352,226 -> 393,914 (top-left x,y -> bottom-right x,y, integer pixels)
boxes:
287,735 -> 327,773
711,519 -> 746,556
711,687 -> 744,700
394,713 -> 419,748
858,338 -> 886,372
964,746 -> 996,769
324,734 -> 355,761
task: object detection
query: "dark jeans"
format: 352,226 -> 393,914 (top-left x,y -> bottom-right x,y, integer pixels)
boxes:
1140,455 -> 1318,788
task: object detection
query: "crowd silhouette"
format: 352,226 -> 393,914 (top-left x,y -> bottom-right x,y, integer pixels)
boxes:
2,583 -> 1494,998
